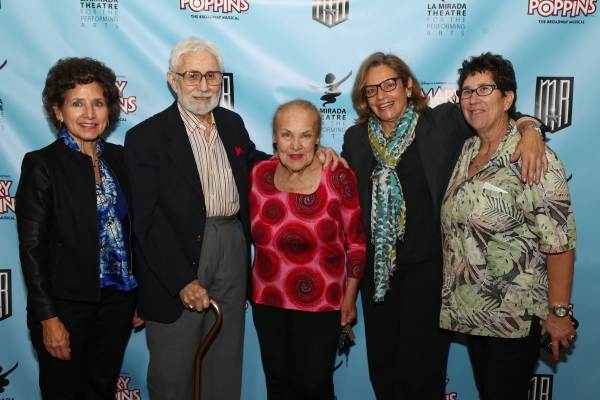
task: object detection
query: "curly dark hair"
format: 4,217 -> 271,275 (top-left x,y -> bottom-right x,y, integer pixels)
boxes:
42,57 -> 120,129
458,52 -> 517,119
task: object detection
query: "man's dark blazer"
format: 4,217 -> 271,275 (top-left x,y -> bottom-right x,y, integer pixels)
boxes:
124,101 -> 269,324
341,103 -> 474,250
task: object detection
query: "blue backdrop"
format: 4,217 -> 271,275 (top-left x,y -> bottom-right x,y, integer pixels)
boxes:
1,0 -> 598,399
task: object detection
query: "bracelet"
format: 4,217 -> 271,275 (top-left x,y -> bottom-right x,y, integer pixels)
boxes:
521,124 -> 542,134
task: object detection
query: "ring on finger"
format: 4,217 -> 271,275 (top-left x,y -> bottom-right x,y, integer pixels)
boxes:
188,304 -> 195,310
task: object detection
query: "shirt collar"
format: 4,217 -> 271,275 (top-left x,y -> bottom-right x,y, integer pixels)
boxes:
57,128 -> 105,156
177,102 -> 215,130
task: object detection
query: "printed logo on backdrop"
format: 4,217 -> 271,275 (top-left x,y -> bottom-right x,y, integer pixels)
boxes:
219,73 -> 235,110
116,78 -> 137,122
0,178 -> 16,219
534,77 -> 573,133
529,0 -> 596,24
116,375 -> 142,400
80,0 -> 119,29
427,1 -> 467,36
0,361 -> 18,393
312,0 -> 349,28
0,270 -> 11,322
1,60 -> 5,132
307,71 -> 352,138
445,378 -> 458,400
530,374 -> 553,400
420,81 -> 460,107
0,97 -> 4,132
180,0 -> 250,21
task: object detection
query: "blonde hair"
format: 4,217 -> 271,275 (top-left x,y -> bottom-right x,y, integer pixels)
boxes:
351,52 -> 427,126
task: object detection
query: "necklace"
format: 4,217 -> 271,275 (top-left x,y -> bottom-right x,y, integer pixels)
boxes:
470,152 -> 493,170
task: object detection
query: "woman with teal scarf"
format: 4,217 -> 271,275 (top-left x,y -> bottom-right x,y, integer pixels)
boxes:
16,57 -> 142,399
341,52 -> 547,399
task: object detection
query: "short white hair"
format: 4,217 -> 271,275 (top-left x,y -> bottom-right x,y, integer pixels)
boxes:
168,37 -> 224,72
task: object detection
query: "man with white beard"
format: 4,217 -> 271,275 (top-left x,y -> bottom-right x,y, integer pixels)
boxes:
125,37 -> 339,400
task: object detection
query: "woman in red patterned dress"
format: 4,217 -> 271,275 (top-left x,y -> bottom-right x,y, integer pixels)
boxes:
249,99 -> 366,400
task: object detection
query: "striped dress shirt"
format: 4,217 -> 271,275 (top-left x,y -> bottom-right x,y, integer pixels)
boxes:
178,103 -> 240,217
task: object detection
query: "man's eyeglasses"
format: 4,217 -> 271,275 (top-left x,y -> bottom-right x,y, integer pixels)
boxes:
175,70 -> 223,86
457,84 -> 497,100
362,76 -> 404,98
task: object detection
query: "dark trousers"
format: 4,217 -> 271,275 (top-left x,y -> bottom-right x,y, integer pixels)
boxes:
30,287 -> 137,400
252,302 -> 341,400
361,251 -> 451,400
146,216 -> 248,400
466,317 -> 542,400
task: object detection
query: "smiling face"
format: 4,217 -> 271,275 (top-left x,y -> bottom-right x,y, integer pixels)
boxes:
167,50 -> 221,121
53,82 -> 109,144
273,106 -> 320,173
365,64 -> 412,134
460,71 -> 514,135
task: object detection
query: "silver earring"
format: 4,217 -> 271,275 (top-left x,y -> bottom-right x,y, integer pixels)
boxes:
407,91 -> 412,98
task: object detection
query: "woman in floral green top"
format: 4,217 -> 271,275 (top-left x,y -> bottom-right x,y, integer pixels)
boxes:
440,53 -> 577,399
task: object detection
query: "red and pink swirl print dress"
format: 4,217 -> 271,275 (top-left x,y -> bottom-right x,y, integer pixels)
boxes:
249,160 -> 366,312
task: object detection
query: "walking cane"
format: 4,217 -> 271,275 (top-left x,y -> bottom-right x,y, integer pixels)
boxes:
194,298 -> 223,400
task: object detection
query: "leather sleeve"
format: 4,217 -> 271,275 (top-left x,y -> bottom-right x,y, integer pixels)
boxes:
15,152 -> 57,322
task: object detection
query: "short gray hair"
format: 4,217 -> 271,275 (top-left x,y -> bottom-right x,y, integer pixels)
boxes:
168,37 -> 224,73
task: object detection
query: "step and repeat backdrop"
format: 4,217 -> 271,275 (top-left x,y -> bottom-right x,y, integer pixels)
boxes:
1,0 -> 599,399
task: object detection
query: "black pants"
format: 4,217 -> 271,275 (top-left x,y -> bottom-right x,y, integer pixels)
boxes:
30,287 -> 137,400
252,303 -> 341,400
466,317 -> 542,400
361,251 -> 451,400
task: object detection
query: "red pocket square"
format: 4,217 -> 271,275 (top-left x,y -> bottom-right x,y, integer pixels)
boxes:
235,146 -> 243,156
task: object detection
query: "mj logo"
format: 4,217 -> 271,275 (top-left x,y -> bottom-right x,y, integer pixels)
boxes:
530,374 -> 553,400
312,0 -> 349,28
534,77 -> 574,133
0,270 -> 11,322
219,73 -> 235,111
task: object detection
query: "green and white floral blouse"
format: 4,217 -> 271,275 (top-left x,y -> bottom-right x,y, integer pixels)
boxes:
440,120 -> 577,338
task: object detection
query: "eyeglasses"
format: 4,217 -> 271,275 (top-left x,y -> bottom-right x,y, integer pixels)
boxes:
457,84 -> 497,100
362,76 -> 404,98
175,70 -> 223,86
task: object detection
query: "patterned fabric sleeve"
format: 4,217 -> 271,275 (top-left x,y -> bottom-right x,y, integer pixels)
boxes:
328,167 -> 366,280
517,146 -> 578,253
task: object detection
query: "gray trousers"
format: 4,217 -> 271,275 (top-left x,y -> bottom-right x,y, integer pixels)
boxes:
146,216 -> 247,400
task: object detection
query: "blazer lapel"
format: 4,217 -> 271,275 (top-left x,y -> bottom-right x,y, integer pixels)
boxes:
212,108 -> 245,197
164,102 -> 205,200
414,113 -> 439,210
357,131 -> 376,235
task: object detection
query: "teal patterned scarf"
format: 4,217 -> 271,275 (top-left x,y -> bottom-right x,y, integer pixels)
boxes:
368,101 -> 419,302
57,129 -> 137,291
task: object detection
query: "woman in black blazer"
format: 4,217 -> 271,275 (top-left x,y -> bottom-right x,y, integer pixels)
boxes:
16,57 -> 141,399
341,52 -> 546,400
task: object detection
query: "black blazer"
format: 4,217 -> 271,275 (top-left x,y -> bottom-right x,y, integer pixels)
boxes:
341,103 -> 473,251
124,102 -> 269,323
16,140 -> 133,324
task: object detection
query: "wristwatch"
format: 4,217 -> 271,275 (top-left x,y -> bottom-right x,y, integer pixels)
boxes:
549,304 -> 569,317
521,124 -> 542,134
